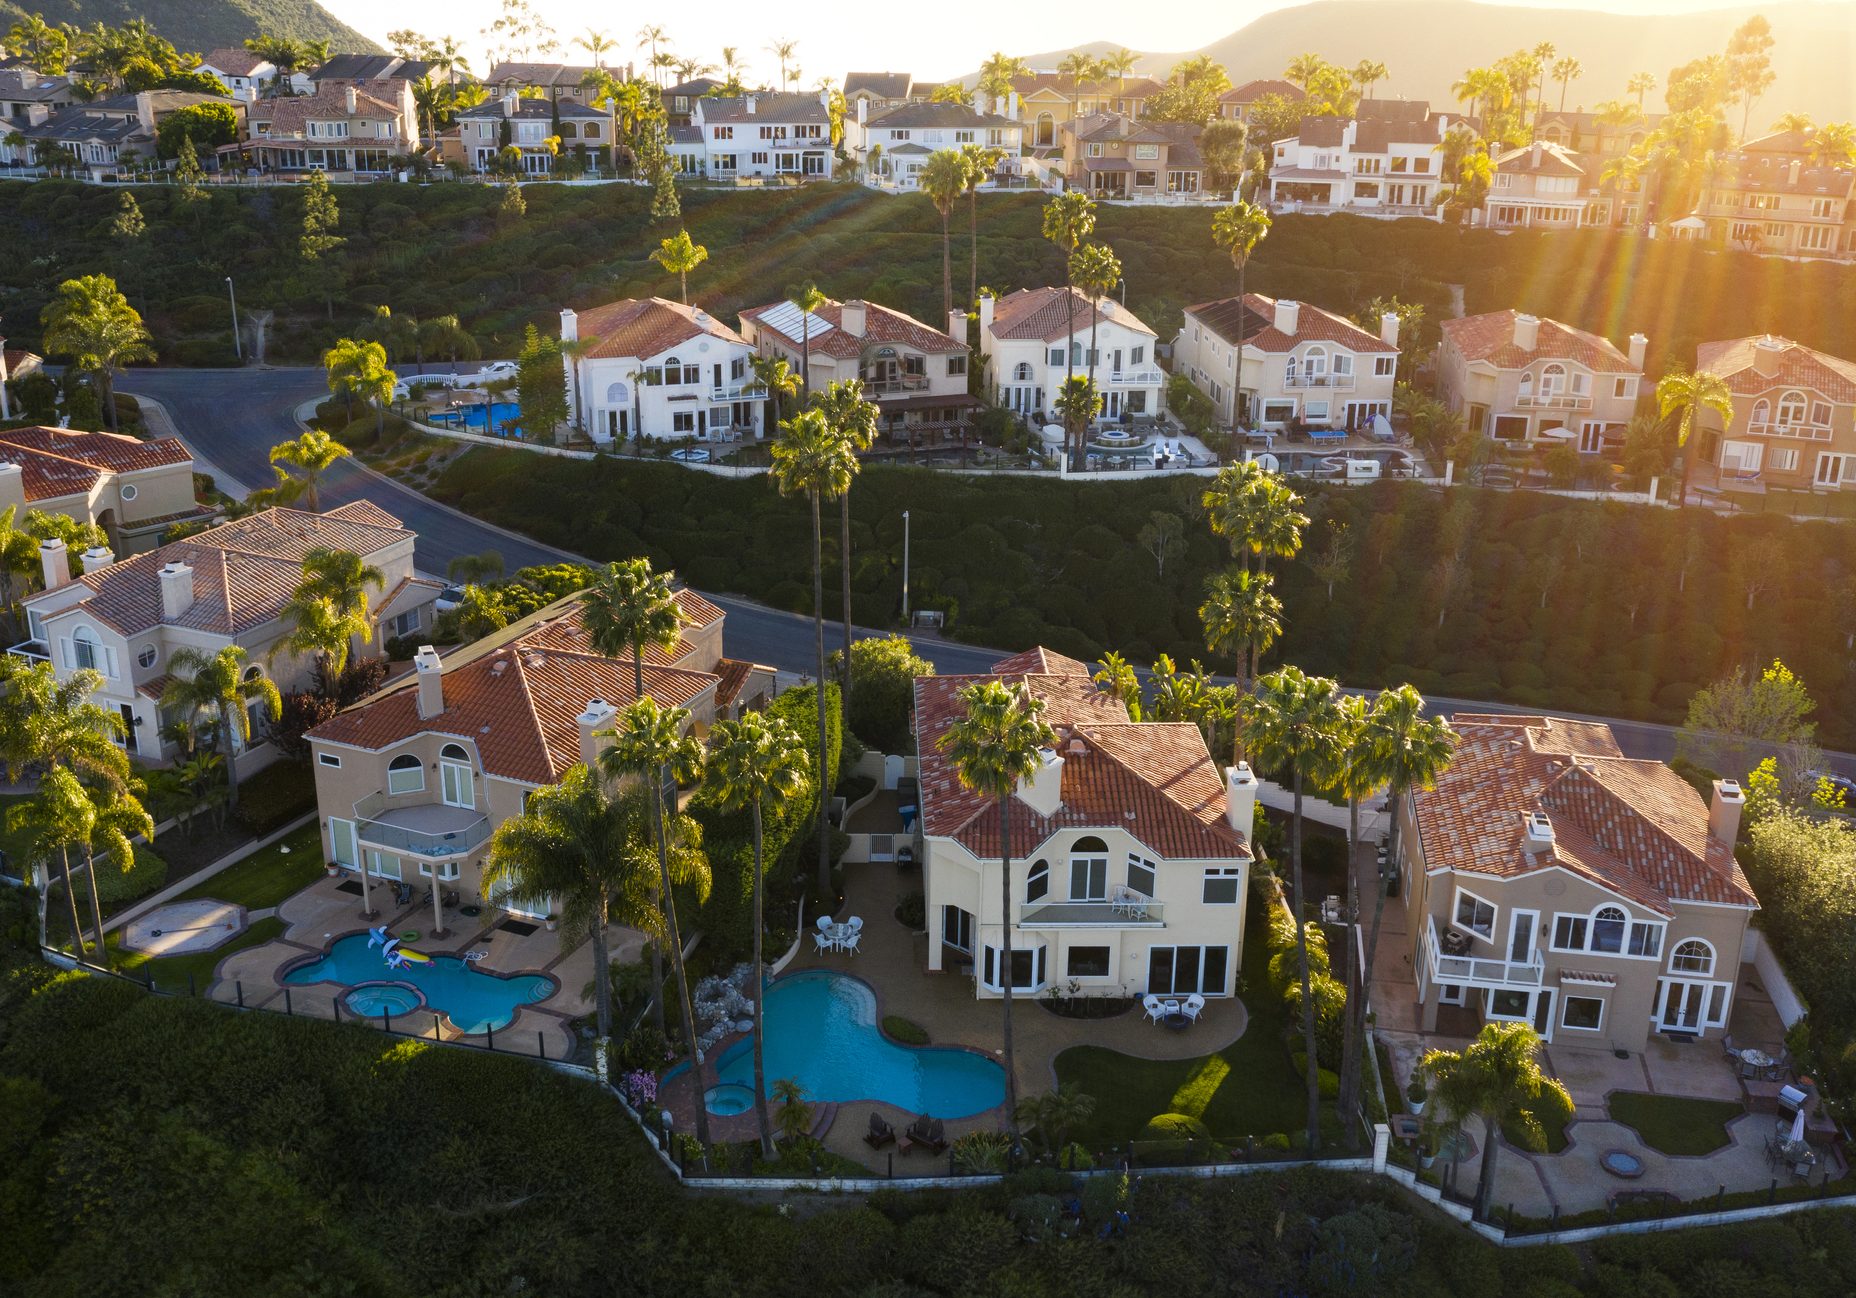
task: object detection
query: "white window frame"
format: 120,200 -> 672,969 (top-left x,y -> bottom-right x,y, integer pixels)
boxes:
1560,993 -> 1606,1033
1126,853 -> 1157,897
318,752 -> 342,768
328,817 -> 357,867
1452,886 -> 1497,941
1669,938 -> 1716,977
364,848 -> 402,881
981,941 -> 1048,993
439,743 -> 474,809
1486,987 -> 1533,1023
1025,859 -> 1049,904
386,753 -> 425,795
418,859 -> 462,881
1202,867 -> 1242,905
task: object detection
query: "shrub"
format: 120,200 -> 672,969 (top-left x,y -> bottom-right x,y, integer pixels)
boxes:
949,1129 -> 1011,1175
1140,1112 -> 1210,1141
91,843 -> 166,907
619,1025 -> 672,1072
894,891 -> 925,930
1260,1131 -> 1292,1153
230,761 -> 316,836
881,1015 -> 928,1045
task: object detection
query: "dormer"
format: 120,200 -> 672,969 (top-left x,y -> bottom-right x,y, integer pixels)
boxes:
1523,809 -> 1554,853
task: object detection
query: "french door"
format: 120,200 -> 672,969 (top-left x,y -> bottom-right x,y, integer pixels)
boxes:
1657,978 -> 1729,1032
1149,945 -> 1231,996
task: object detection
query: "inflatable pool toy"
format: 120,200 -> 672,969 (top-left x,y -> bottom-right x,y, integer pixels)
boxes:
368,925 -> 434,972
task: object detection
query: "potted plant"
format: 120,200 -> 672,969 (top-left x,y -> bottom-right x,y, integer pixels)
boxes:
325,861 -> 340,878
545,914 -> 559,932
1406,1078 -> 1427,1116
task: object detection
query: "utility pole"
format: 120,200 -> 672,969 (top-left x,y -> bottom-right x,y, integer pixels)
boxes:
225,276 -> 242,362
901,509 -> 910,622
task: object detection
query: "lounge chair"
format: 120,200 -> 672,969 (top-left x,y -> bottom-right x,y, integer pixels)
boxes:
864,1112 -> 896,1149
906,1115 -> 948,1154
1142,994 -> 1167,1023
1181,993 -> 1206,1024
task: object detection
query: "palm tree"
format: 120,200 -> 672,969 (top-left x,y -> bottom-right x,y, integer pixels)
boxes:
1199,569 -> 1282,738
447,551 -> 505,586
921,149 -> 969,327
767,38 -> 798,88
1091,651 -> 1141,717
268,429 -> 352,513
1341,685 -> 1455,1130
770,409 -> 858,900
938,679 -> 1057,1140
649,228 -> 709,303
77,777 -> 153,957
813,380 -> 878,710
637,26 -> 669,85
39,273 -> 154,432
1052,375 -> 1098,463
703,712 -> 809,1158
1627,71 -> 1656,109
575,27 -> 613,68
1069,242 -> 1121,432
579,555 -> 683,705
360,304 -> 417,367
1422,1023 -> 1572,1221
1041,192 -> 1096,424
322,338 -> 392,426
786,281 -> 829,399
751,353 -> 798,432
275,547 -> 385,678
959,143 -> 1006,311
416,315 -> 480,377
1210,201 -> 1271,427
19,767 -> 96,954
0,505 -> 42,640
1655,368 -> 1734,506
1102,49 -> 1140,93
1552,57 -> 1583,113
1242,666 -> 1348,1154
598,697 -> 711,1154
1316,693 -> 1374,1145
1808,121 -> 1856,168
161,646 -> 281,811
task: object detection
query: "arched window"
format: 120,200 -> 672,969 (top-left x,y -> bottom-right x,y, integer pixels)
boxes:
604,380 -> 630,404
1591,905 -> 1628,954
1026,859 -> 1049,904
70,626 -> 103,673
1302,344 -> 1328,377
1539,362 -> 1567,396
439,743 -> 474,808
1750,397 -> 1770,427
1069,836 -> 1108,902
1777,389 -> 1807,426
387,752 -> 425,795
440,743 -> 469,762
1670,938 -> 1715,976
1013,361 -> 1033,381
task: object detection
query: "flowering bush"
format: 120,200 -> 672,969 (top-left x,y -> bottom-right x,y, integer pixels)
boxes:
622,1070 -> 658,1109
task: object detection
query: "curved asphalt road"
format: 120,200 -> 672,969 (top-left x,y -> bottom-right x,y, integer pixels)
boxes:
121,368 -> 1852,775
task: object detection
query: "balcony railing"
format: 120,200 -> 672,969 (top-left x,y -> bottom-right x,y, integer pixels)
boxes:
1107,369 -> 1164,386
6,639 -> 50,665
1019,896 -> 1165,928
863,375 -> 931,396
1423,914 -> 1544,989
1283,372 -> 1356,392
1747,420 -> 1833,441
354,792 -> 491,860
1514,392 -> 1593,410
709,382 -> 765,402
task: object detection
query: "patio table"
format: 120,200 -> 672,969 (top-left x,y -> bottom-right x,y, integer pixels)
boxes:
826,923 -> 854,950
1739,1047 -> 1774,1077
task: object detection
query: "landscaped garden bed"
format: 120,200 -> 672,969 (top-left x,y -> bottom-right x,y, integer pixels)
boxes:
1607,1091 -> 1745,1156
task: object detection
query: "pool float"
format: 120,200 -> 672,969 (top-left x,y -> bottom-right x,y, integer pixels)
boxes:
368,925 -> 434,971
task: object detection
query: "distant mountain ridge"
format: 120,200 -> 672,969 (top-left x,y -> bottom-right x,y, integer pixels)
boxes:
0,0 -> 378,57
1015,0 -> 1856,123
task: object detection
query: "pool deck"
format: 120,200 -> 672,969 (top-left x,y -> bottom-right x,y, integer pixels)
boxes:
656,861 -> 1252,1170
206,871 -> 641,1061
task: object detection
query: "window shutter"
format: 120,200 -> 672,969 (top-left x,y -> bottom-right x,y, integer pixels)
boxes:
58,637 -> 71,668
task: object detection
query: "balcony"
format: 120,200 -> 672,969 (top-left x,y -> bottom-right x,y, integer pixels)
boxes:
1283,372 -> 1356,392
863,375 -> 931,396
1106,369 -> 1164,386
1019,896 -> 1165,928
354,793 -> 490,860
1748,420 -> 1833,441
6,639 -> 50,665
1515,392 -> 1593,410
709,382 -> 765,402
1423,914 -> 1544,990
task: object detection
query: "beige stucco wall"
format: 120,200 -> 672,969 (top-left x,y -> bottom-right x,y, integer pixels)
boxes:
1438,344 -> 1642,443
1704,381 -> 1856,491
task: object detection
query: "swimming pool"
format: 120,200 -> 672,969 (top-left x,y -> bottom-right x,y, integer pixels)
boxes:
429,401 -> 524,438
706,970 -> 1004,1118
283,933 -> 555,1034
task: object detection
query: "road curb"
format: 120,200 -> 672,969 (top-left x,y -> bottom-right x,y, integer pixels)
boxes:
126,391 -> 252,498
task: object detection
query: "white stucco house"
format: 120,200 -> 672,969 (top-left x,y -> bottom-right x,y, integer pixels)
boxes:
977,288 -> 1162,424
1174,294 -> 1402,430
560,297 -> 764,444
688,90 -> 835,181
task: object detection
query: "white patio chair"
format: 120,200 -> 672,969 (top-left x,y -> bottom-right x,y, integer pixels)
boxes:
813,931 -> 837,955
841,931 -> 861,956
1142,994 -> 1166,1023
815,915 -> 834,934
1182,993 -> 1206,1024
847,916 -> 864,933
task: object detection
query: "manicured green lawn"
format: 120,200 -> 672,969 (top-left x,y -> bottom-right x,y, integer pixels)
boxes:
1055,900 -> 1323,1146
105,916 -> 287,993
1608,1091 -> 1745,1156
174,823 -> 325,911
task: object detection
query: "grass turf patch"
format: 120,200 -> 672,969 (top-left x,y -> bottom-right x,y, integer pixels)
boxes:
1054,899 -> 1320,1146
174,823 -> 325,911
104,916 -> 287,993
1608,1091 -> 1745,1156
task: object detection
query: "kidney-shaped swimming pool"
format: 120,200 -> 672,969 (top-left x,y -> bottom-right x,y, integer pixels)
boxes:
283,933 -> 555,1035
709,970 -> 1004,1119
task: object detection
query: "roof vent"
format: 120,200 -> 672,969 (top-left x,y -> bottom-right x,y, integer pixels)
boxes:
1523,810 -> 1554,851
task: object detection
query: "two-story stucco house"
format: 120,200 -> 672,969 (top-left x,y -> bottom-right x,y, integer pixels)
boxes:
1174,295 -> 1401,430
1216,79 -> 1304,125
1694,334 -> 1856,492
248,84 -> 415,173
978,288 -> 1162,424
1268,100 -> 1463,214
913,647 -> 1255,1001
689,91 -> 834,181
1400,714 -> 1758,1051
22,90 -> 245,177
0,65 -> 77,143
1058,113 -> 1204,199
1696,128 -> 1856,258
1437,310 -> 1646,452
305,590 -> 771,934
15,502 -> 439,770
194,48 -> 280,102
0,426 -> 213,555
1488,141 -> 1590,230
1008,72 -> 1166,150
845,100 -> 1023,189
455,92 -> 608,174
738,296 -> 978,443
560,297 -> 763,444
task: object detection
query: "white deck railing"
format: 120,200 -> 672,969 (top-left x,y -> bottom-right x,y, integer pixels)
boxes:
1423,914 -> 1544,988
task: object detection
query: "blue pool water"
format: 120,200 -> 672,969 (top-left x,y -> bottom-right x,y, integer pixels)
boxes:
431,401 -> 523,437
283,933 -> 555,1034
708,970 -> 1005,1118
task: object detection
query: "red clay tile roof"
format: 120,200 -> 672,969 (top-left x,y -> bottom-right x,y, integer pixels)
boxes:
987,287 -> 1155,342
1440,310 -> 1639,374
742,298 -> 965,360
1493,141 -> 1585,177
200,48 -> 268,76
25,504 -> 414,636
1011,72 -> 1165,99
1696,335 -> 1856,403
1186,293 -> 1397,355
309,605 -> 718,784
572,297 -> 746,361
513,589 -> 721,668
253,87 -> 404,138
1413,714 -> 1757,916
913,652 -> 1248,863
990,646 -> 1092,676
1222,79 -> 1304,104
0,426 -> 191,501
714,657 -> 754,708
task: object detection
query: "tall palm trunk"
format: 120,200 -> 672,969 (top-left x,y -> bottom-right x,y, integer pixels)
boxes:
590,883 -> 613,1072
653,770 -> 711,1157
1087,297 -> 1101,434
83,842 -> 109,958
750,798 -> 775,1159
839,492 -> 854,717
1063,283 -> 1078,467
1343,786 -> 1400,1139
940,208 -> 952,328
810,491 -> 831,902
968,189 -> 980,315
631,649 -> 666,1034
220,704 -> 243,810
59,846 -> 87,955
1475,1113 -> 1500,1220
1291,769 -> 1321,1152
998,797 -> 1020,1140
1234,262 -> 1247,428
1336,791 -> 1364,1147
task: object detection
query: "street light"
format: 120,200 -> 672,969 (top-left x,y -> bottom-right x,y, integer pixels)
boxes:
901,509 -> 911,623
225,276 -> 241,362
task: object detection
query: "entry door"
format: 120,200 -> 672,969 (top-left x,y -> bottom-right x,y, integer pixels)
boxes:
1817,452 -> 1854,487
1507,910 -> 1538,967
1578,420 -> 1605,453
440,761 -> 474,809
1658,980 -> 1706,1031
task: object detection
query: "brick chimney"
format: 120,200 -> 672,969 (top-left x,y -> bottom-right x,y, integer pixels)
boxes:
1512,312 -> 1540,352
39,537 -> 68,589
413,645 -> 445,719
1273,299 -> 1301,336
158,560 -> 192,617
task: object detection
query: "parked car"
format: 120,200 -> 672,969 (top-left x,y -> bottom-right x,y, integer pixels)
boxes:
1807,769 -> 1856,804
471,361 -> 518,385
435,585 -> 467,613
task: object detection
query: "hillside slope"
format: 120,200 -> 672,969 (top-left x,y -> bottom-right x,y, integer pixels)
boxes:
0,0 -> 378,55
1017,0 -> 1856,123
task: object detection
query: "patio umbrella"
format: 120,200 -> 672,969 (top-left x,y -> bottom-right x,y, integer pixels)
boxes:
1789,1107 -> 1807,1144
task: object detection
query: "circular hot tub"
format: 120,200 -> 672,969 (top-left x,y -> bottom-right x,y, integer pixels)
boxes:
704,1082 -> 756,1116
346,983 -> 423,1018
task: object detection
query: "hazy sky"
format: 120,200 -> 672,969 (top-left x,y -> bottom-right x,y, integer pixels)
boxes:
319,0 -> 1756,84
